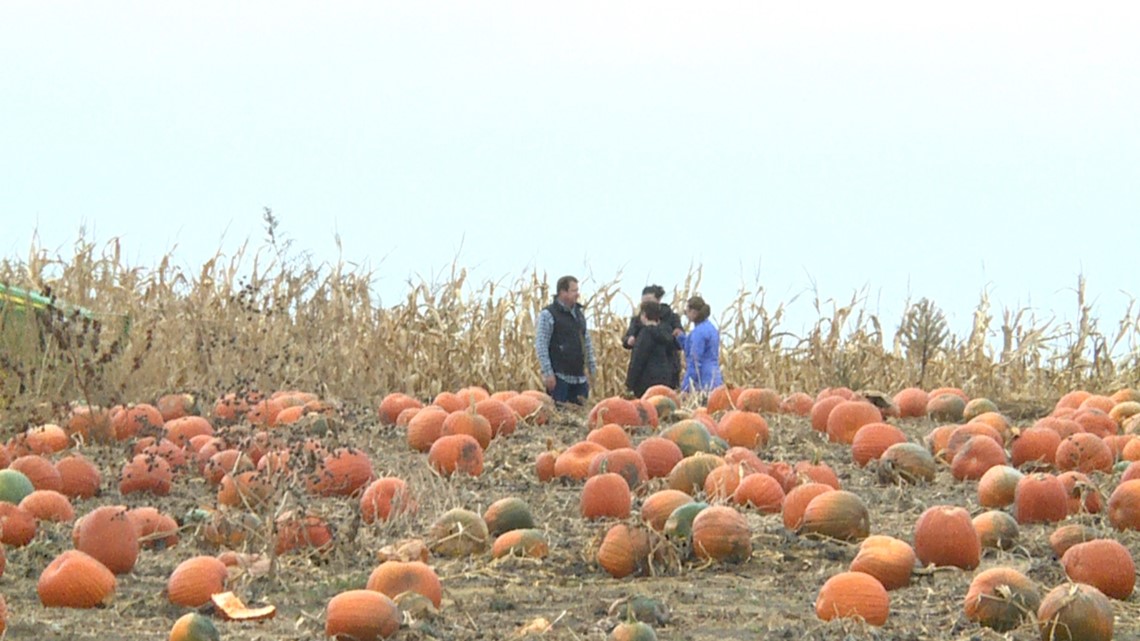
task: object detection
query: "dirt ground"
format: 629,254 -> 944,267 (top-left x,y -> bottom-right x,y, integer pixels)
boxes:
4,401 -> 1139,641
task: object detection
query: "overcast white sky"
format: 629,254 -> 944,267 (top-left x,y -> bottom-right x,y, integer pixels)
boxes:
2,2 -> 1137,339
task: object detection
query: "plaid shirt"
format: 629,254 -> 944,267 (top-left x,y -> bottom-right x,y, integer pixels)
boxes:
535,304 -> 597,383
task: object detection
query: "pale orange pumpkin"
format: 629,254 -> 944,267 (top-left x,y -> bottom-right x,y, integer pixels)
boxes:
1014,473 -> 1068,524
366,560 -> 442,607
54,454 -> 102,499
596,523 -> 653,579
427,434 -> 485,477
814,571 -> 889,626
581,473 -> 632,520
360,477 -> 416,524
798,490 -> 870,541
690,505 -> 751,563
167,555 -> 228,607
326,590 -> 399,640
1061,539 -> 1135,600
849,535 -> 915,591
38,550 -> 117,608
913,505 -> 979,570
73,505 -> 139,574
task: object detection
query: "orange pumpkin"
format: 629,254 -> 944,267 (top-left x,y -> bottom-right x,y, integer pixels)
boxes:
814,571 -> 889,626
782,482 -> 836,530
474,398 -> 517,437
54,454 -> 102,499
1055,433 -> 1113,473
360,477 -> 416,524
949,435 -> 1007,481
0,503 -> 37,546
733,472 -> 785,513
825,400 -> 882,444
441,410 -> 493,449
976,465 -> 1023,508
1062,539 -> 1135,600
505,394 -> 550,426
588,448 -> 648,491
491,528 -> 549,559
168,612 -> 220,641
588,397 -> 647,428
809,396 -> 846,433
554,441 -> 607,481
37,550 -> 117,608
128,506 -> 180,550
1009,426 -> 1061,469
691,505 -> 751,563
10,455 -> 63,492
587,423 -> 633,450
217,471 -> 273,509
735,387 -> 780,413
850,423 -> 907,467
913,505 -> 979,570
73,505 -> 139,574
428,434 -> 485,477
406,406 -> 448,452
581,473 -> 632,520
892,388 -> 929,418
112,403 -> 164,440
779,392 -> 815,416
1058,471 -> 1102,515
167,556 -> 228,607
162,416 -> 214,447
23,423 -> 71,454
702,464 -> 744,501
716,411 -> 770,449
798,490 -> 870,541
849,535 -> 915,591
641,489 -> 694,532
325,590 -> 399,640
309,448 -> 374,496
378,393 -> 423,425
18,489 -> 75,522
596,523 -> 653,579
366,561 -> 442,607
636,437 -> 684,480
1014,473 -> 1068,524
119,453 -> 173,496
274,512 -> 334,556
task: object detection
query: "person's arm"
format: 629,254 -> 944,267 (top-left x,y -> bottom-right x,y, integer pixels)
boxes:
535,310 -> 555,378
622,315 -> 639,350
584,328 -> 598,377
626,333 -> 650,391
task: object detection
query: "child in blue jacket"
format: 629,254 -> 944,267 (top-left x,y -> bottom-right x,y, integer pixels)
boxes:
680,296 -> 723,393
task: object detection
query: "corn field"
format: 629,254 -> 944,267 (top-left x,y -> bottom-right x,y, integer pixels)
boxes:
2,236 -> 1138,425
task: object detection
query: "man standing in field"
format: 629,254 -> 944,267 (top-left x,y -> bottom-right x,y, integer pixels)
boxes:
535,275 -> 597,405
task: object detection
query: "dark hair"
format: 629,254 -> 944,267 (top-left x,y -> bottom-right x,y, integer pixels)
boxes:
686,296 -> 711,323
639,301 -> 662,322
641,284 -> 666,300
556,275 -> 578,293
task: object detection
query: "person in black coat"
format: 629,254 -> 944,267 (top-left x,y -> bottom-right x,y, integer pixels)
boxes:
625,301 -> 678,397
623,285 -> 683,388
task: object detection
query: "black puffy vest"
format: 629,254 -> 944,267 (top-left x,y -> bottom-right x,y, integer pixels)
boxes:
545,300 -> 587,376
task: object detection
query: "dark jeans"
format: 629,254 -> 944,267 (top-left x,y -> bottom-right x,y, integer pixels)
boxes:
551,377 -> 589,405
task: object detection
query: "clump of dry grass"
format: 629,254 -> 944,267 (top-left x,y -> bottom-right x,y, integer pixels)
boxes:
1,235 -> 1137,427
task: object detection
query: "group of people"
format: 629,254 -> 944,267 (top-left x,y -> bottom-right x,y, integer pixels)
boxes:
534,275 -> 722,405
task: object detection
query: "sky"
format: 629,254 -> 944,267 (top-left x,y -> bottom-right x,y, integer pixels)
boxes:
2,2 -> 1138,342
